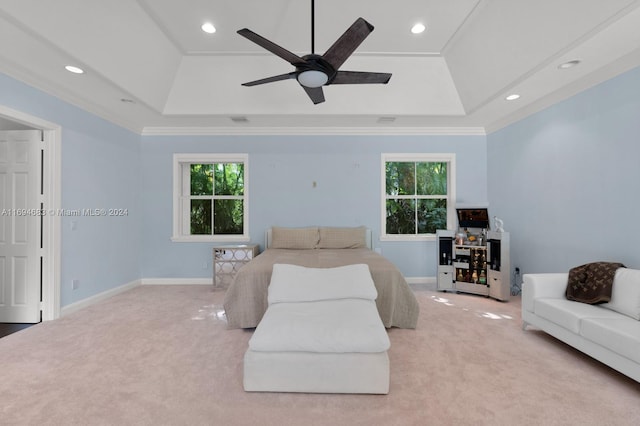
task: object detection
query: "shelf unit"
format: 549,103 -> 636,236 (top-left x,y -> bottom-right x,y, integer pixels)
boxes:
436,230 -> 510,301
213,244 -> 259,290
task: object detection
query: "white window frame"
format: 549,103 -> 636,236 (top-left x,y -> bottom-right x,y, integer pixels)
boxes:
172,153 -> 249,243
380,153 -> 456,242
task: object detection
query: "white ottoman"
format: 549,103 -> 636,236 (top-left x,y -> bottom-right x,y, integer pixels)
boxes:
242,264 -> 391,394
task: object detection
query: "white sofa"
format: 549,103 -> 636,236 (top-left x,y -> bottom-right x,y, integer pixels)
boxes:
522,269 -> 640,382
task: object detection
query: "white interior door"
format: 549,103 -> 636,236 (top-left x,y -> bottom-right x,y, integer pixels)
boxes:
0,130 -> 42,323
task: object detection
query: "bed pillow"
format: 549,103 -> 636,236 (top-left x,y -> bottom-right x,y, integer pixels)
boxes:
270,226 -> 319,249
317,226 -> 367,249
602,268 -> 640,320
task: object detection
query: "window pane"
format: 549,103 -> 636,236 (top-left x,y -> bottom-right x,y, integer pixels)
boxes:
385,162 -> 415,195
214,163 -> 244,196
190,199 -> 212,234
190,164 -> 213,195
213,199 -> 244,235
417,199 -> 447,234
386,199 -> 416,234
416,162 -> 447,195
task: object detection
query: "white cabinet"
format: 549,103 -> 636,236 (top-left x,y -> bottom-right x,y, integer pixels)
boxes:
436,230 -> 510,301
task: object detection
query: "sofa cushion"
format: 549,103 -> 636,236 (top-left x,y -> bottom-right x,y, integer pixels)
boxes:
534,299 -> 621,334
601,268 -> 640,320
580,317 -> 640,364
522,273 -> 569,313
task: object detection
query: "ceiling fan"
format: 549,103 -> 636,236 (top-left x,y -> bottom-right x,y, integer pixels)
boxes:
237,0 -> 392,104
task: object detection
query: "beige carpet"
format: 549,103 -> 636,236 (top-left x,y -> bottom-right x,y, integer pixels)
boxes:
1,285 -> 639,426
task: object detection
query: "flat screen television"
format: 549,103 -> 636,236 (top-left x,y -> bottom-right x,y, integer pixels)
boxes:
456,208 -> 490,229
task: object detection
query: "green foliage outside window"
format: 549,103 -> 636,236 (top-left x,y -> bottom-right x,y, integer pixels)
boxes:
385,161 -> 448,235
189,163 -> 244,235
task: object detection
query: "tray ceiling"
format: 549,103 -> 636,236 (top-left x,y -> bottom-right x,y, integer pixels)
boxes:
0,0 -> 639,134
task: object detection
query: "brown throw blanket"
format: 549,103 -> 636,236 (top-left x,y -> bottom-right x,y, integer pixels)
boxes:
566,262 -> 625,304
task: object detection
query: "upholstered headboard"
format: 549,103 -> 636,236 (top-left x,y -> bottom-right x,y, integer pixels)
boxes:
265,226 -> 373,250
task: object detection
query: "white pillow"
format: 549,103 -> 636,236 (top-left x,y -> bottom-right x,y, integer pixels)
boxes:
602,268 -> 640,320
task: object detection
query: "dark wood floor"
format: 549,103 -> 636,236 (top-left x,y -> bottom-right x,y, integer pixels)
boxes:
0,323 -> 36,339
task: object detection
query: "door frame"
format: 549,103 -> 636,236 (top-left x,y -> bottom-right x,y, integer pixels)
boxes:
0,105 -> 61,321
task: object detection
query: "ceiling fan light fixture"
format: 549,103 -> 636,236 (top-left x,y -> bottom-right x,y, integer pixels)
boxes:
297,70 -> 329,88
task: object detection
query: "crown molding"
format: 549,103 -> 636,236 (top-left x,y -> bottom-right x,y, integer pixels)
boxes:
485,47 -> 640,134
141,126 -> 486,136
0,61 -> 143,134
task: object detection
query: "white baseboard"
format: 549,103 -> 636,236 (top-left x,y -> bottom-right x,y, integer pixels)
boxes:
61,279 -> 141,317
406,276 -> 437,291
60,275 -> 433,317
141,278 -> 212,286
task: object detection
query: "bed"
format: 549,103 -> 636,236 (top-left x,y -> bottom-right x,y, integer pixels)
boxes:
223,226 -> 419,329
243,263 -> 390,394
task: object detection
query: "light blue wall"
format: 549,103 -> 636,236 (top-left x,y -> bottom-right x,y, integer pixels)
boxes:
0,73 -> 141,307
5,58 -> 638,307
140,135 -> 487,278
487,65 -> 640,276
1,66 -> 487,310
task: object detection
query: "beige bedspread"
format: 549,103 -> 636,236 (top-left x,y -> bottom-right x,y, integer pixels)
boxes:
223,248 -> 419,329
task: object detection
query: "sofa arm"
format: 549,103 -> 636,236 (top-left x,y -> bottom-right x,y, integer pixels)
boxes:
522,273 -> 568,313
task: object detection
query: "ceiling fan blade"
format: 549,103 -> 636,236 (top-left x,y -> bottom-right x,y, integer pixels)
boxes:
242,72 -> 297,87
331,71 -> 392,85
302,86 -> 325,104
237,28 -> 305,65
322,18 -> 374,70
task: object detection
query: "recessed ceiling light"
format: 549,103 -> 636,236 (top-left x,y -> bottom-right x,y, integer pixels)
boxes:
201,22 -> 216,34
411,23 -> 426,34
505,94 -> 520,101
558,60 -> 581,69
120,98 -> 135,104
65,65 -> 84,74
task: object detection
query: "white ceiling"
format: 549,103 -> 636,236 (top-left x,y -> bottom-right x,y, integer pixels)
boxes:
0,0 -> 639,135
